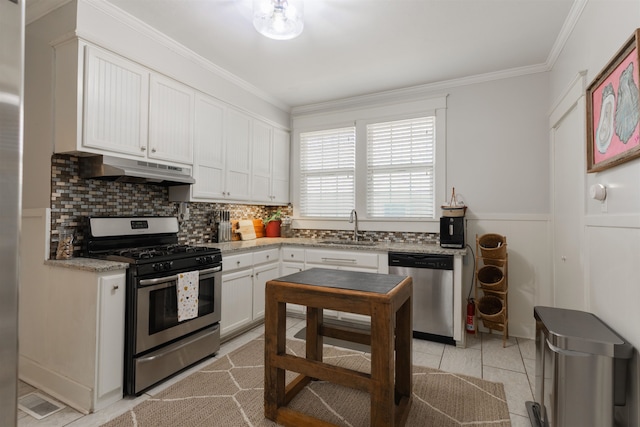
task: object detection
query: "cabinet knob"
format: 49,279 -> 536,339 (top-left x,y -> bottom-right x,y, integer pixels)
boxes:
113,285 -> 119,290
151,148 -> 157,153
140,146 -> 146,152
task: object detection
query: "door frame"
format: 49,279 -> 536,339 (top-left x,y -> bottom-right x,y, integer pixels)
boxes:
548,71 -> 588,309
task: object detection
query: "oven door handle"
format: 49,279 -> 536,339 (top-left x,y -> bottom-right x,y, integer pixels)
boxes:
138,265 -> 221,287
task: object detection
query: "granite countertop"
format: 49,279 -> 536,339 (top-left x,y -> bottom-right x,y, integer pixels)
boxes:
46,238 -> 466,272
45,258 -> 129,273
203,237 -> 467,256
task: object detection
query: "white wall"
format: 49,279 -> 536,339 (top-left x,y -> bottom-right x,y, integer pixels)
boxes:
24,2 -> 76,209
293,72 -> 553,339
549,1 -> 640,425
446,74 -> 552,339
446,73 -> 550,215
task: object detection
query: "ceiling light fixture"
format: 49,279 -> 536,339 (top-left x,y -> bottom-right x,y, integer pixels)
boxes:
253,0 -> 304,41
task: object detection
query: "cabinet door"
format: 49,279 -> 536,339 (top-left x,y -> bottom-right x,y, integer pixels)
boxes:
192,93 -> 226,199
271,128 -> 290,204
83,46 -> 149,156
225,108 -> 252,200
251,120 -> 273,203
96,273 -> 125,406
149,74 -> 194,164
221,269 -> 253,337
253,263 -> 280,320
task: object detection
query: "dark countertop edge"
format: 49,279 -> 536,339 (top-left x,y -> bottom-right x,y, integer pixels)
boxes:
46,238 -> 467,272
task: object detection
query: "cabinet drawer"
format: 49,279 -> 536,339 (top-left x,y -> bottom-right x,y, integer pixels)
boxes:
222,252 -> 253,272
305,249 -> 379,269
253,248 -> 279,265
281,247 -> 305,263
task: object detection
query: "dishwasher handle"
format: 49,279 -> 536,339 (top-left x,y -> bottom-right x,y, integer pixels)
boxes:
388,252 -> 453,270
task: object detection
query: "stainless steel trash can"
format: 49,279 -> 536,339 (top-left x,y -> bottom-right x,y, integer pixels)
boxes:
526,306 -> 633,427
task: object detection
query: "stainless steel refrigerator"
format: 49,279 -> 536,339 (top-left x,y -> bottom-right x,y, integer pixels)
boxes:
0,0 -> 24,425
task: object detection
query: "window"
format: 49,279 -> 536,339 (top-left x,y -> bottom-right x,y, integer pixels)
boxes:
292,94 -> 446,229
367,117 -> 435,218
299,127 -> 356,217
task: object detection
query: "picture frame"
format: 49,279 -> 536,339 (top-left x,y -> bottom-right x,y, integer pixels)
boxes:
586,29 -> 640,173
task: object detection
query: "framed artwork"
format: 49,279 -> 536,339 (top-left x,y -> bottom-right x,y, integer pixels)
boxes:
586,29 -> 640,173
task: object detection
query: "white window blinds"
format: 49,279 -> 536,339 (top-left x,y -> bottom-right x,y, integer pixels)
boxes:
366,117 -> 435,218
300,127 -> 356,217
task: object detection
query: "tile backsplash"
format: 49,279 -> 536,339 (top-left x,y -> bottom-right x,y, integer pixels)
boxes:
50,154 -> 437,259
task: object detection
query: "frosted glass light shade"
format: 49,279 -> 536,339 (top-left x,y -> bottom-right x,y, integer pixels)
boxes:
253,0 -> 304,40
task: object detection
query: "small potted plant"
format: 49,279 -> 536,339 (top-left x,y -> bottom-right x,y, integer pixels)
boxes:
263,209 -> 283,237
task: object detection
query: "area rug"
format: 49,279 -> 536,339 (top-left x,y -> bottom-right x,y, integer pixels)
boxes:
101,337 -> 510,427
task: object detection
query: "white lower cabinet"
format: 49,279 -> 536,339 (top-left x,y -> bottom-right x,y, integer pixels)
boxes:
96,274 -> 126,404
220,248 -> 280,339
281,246 -> 306,315
19,267 -> 126,414
221,268 -> 253,338
304,249 -> 383,324
252,262 -> 280,319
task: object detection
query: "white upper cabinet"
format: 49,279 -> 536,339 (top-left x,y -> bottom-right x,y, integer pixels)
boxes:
171,106 -> 290,204
148,75 -> 194,164
190,93 -> 226,199
271,128 -> 291,204
54,40 -> 193,166
225,108 -> 252,201
82,45 -> 149,156
251,122 -> 290,204
251,120 -> 273,203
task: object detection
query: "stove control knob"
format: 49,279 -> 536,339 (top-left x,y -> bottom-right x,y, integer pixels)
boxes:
152,263 -> 162,271
163,261 -> 173,270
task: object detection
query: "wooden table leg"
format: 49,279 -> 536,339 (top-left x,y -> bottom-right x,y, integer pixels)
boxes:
306,306 -> 323,363
264,285 -> 287,421
395,296 -> 412,400
394,297 -> 413,426
370,302 -> 394,427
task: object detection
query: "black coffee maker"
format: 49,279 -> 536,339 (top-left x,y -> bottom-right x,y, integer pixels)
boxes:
440,217 -> 465,248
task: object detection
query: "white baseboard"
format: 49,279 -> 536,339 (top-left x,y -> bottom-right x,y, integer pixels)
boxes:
19,355 -> 92,415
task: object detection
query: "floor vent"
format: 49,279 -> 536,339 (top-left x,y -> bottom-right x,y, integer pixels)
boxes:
18,392 -> 65,420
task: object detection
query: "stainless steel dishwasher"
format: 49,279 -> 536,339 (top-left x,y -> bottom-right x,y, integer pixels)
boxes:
388,252 -> 455,345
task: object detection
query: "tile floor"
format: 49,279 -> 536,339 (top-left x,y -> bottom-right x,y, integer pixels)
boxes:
17,318 -> 535,426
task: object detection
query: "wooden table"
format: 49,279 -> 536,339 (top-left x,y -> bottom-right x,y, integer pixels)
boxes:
264,268 -> 413,427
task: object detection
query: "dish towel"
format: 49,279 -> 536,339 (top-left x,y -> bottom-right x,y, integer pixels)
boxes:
177,270 -> 199,322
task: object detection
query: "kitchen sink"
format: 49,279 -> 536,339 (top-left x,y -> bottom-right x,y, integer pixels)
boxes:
319,240 -> 378,246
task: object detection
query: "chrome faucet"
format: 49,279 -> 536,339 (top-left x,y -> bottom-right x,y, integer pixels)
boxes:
349,209 -> 361,241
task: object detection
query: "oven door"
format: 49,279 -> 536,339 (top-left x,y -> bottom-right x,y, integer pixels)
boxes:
135,265 -> 221,354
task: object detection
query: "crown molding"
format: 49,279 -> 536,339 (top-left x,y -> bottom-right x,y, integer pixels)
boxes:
80,0 -> 290,113
30,0 -> 585,118
545,0 -> 588,68
292,63 -> 549,117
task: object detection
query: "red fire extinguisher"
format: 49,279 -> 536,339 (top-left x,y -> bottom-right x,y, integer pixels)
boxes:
466,299 -> 476,334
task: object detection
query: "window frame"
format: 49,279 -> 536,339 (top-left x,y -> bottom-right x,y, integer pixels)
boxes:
291,95 -> 447,233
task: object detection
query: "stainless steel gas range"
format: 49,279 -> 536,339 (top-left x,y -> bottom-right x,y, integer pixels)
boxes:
86,216 -> 222,395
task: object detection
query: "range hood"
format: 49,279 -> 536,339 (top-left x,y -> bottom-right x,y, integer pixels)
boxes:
79,155 -> 195,186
